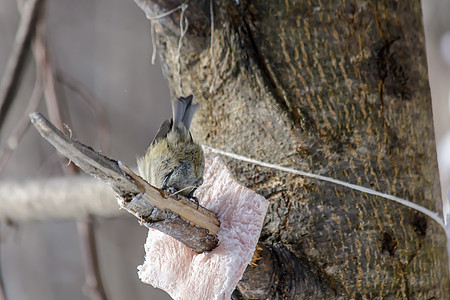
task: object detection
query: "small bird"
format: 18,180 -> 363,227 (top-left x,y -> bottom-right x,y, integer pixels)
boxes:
137,95 -> 205,200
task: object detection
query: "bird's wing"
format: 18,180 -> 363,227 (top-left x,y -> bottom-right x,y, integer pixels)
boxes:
150,118 -> 172,147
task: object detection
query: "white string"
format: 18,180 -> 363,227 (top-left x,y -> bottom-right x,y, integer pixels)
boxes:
205,146 -> 446,231
205,146 -> 450,273
150,22 -> 157,65
176,4 -> 189,91
146,3 -> 187,65
147,4 -> 185,20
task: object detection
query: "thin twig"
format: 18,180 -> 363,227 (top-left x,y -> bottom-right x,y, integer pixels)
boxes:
77,217 -> 108,300
0,55 -> 43,174
0,0 -> 42,134
0,239 -> 6,300
0,281 -> 5,300
32,6 -> 78,174
33,14 -> 62,128
0,223 -> 6,300
56,73 -> 111,155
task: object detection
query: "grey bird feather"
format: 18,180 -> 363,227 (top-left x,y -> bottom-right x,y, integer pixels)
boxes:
150,96 -> 198,147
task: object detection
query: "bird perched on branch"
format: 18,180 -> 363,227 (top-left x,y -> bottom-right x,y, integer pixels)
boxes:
137,95 -> 205,201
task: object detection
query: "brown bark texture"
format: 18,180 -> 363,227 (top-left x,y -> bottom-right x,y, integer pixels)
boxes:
135,0 -> 450,298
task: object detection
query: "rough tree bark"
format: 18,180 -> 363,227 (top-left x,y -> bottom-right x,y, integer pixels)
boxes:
135,0 -> 450,299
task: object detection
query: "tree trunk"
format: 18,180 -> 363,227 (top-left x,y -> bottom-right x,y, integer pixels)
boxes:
135,0 -> 450,298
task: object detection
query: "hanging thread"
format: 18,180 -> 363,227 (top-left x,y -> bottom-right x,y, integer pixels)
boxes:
205,145 -> 450,273
205,146 -> 447,231
176,4 -> 189,91
146,2 -> 188,79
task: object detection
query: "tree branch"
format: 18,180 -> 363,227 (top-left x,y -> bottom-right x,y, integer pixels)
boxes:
0,0 -> 42,133
56,72 -> 111,155
77,217 -> 108,300
0,60 -> 42,174
29,112 -> 220,252
0,177 -> 120,221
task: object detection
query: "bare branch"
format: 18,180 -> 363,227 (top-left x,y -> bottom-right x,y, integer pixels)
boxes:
33,13 -> 63,130
77,217 -> 108,300
32,8 -> 79,175
0,62 -> 42,174
0,177 -> 120,221
29,112 -> 220,252
56,72 -> 111,155
0,0 -> 42,133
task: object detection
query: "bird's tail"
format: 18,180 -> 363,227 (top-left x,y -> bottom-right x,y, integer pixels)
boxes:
172,95 -> 199,130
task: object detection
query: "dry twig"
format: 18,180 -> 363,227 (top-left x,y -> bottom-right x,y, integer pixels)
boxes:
56,73 -> 111,154
0,0 -> 42,133
77,217 -> 107,300
0,64 -> 42,173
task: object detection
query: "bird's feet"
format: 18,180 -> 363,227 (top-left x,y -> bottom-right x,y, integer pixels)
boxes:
162,186 -> 200,209
190,196 -> 200,209
188,188 -> 200,209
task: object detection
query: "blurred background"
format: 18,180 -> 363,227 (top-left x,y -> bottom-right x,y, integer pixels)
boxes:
0,0 -> 449,299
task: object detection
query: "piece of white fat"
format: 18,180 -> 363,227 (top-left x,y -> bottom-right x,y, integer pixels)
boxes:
138,147 -> 269,300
